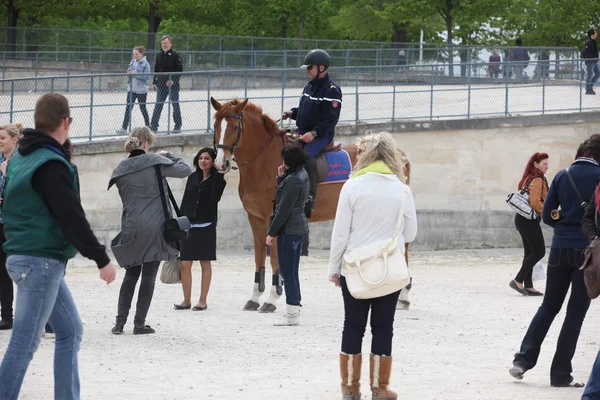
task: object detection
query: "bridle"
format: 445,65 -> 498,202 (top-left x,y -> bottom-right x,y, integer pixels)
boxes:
213,110 -> 277,170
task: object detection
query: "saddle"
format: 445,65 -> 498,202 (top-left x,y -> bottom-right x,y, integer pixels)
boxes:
284,130 -> 342,153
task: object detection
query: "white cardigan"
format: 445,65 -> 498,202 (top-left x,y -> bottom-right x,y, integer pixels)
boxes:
328,172 -> 418,279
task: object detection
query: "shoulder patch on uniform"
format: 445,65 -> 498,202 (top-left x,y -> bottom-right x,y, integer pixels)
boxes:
332,102 -> 339,108
330,83 -> 336,89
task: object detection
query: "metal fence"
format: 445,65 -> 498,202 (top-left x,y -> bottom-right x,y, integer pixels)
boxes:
0,60 -> 596,141
0,26 -> 579,70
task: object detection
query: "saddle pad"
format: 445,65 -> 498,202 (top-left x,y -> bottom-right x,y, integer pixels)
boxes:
316,149 -> 352,184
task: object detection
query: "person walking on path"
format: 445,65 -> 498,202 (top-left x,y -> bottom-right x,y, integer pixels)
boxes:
266,146 -> 310,326
0,122 -> 22,331
117,46 -> 151,134
510,152 -> 549,296
109,127 -> 191,335
175,147 -> 226,311
0,93 -> 117,400
510,135 -> 600,388
150,35 -> 183,133
328,132 -> 417,400
582,28 -> 600,95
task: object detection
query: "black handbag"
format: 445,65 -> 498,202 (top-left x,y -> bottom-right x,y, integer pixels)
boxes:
154,165 -> 191,249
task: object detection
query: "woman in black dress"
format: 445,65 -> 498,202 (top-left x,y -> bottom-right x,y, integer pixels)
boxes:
175,147 -> 226,311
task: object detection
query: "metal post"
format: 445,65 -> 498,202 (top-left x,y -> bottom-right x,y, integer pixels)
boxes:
251,38 -> 255,69
99,54 -> 103,92
392,67 -> 397,121
467,60 -> 472,118
51,77 -> 54,93
281,68 -> 286,120
580,61 -> 584,112
430,65 -> 434,120
66,53 -> 71,92
89,76 -> 94,141
542,64 -> 546,114
244,71 -> 248,99
355,69 -> 359,123
121,33 -> 125,63
346,41 -> 351,68
55,32 -> 59,61
207,73 -> 212,131
88,32 -> 92,63
9,82 -> 14,123
167,73 -> 172,134
505,73 -> 510,116
218,38 -> 223,68
34,53 -> 38,93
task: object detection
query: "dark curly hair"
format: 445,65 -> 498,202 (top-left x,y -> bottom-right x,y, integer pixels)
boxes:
281,145 -> 308,169
193,147 -> 217,171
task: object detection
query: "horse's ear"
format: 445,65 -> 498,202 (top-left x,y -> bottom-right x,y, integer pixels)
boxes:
236,98 -> 249,112
210,96 -> 222,111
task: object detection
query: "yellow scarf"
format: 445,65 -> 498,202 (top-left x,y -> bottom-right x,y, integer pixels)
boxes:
350,160 -> 394,179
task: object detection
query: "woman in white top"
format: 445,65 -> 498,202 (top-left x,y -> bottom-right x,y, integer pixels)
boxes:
328,132 -> 417,400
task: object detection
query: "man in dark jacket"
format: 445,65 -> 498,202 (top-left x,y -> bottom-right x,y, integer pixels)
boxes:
150,35 -> 183,133
511,38 -> 530,79
0,93 -> 116,400
281,49 -> 342,211
582,28 -> 599,95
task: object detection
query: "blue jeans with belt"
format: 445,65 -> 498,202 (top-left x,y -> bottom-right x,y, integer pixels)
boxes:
512,248 -> 591,386
277,235 -> 305,306
0,255 -> 83,400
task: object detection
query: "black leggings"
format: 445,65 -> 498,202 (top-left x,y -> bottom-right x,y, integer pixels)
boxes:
514,214 -> 545,288
0,224 -> 12,321
116,261 -> 160,326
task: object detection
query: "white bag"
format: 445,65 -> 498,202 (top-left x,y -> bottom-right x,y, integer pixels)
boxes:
160,258 -> 182,284
506,178 -> 537,220
342,187 -> 410,299
532,261 -> 546,282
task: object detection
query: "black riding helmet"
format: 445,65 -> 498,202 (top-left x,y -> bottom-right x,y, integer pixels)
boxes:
300,49 -> 331,70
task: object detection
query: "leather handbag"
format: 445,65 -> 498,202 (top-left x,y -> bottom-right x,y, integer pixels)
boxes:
155,165 -> 191,250
582,212 -> 600,299
506,177 -> 537,220
342,186 -> 410,299
160,257 -> 182,284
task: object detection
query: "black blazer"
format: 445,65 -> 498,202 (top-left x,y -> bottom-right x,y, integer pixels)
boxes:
180,168 -> 226,224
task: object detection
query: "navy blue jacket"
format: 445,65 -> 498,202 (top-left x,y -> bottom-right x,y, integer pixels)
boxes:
543,158 -> 600,248
291,73 -> 342,139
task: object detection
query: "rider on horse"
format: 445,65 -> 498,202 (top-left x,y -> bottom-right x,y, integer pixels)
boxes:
282,49 -> 342,212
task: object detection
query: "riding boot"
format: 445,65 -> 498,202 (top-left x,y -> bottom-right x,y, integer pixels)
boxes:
305,158 -> 317,217
340,353 -> 362,400
370,354 -> 397,399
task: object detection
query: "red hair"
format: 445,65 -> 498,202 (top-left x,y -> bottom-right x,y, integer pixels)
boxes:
518,152 -> 549,189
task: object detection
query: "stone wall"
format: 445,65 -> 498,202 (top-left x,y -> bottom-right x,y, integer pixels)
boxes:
72,111 -> 600,251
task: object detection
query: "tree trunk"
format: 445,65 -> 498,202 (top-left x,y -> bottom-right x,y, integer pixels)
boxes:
298,15 -> 304,39
6,0 -> 19,55
147,2 -> 161,65
392,22 -> 408,65
445,0 -> 454,77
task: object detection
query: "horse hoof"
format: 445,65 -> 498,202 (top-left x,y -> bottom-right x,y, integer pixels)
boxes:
243,300 -> 260,311
396,300 -> 410,311
258,303 -> 277,313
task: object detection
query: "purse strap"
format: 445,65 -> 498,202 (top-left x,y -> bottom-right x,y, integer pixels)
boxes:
154,165 -> 182,218
566,167 -> 588,209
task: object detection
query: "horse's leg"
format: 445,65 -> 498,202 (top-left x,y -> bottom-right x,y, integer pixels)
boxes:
258,236 -> 281,313
243,213 -> 268,311
397,243 -> 412,310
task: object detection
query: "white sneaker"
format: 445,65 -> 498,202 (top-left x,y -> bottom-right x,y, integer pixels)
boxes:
115,128 -> 127,135
43,332 -> 56,339
273,305 -> 301,326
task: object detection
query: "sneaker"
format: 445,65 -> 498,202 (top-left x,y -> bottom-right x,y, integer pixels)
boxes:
43,331 -> 56,339
111,323 -> 124,335
273,305 -> 301,326
133,325 -> 156,335
509,364 -> 526,380
0,319 -> 13,330
172,126 -> 181,133
115,128 -> 127,135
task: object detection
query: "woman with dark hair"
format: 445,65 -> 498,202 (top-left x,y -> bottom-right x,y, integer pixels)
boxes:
510,152 -> 549,296
509,134 -> 600,388
175,147 -> 226,311
266,145 -> 310,326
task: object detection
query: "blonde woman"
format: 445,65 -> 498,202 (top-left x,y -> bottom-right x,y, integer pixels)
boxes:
109,127 -> 191,335
0,123 -> 22,331
329,132 -> 417,400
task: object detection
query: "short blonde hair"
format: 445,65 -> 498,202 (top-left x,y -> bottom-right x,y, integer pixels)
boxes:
0,122 -> 24,139
354,131 -> 405,181
124,127 -> 155,153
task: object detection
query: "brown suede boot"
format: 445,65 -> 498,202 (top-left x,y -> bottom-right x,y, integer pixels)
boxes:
340,353 -> 362,400
370,354 -> 398,399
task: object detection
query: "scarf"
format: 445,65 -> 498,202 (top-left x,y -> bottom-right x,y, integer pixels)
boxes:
351,160 -> 394,180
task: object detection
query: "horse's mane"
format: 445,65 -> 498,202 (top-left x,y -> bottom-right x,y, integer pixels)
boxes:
216,98 -> 284,137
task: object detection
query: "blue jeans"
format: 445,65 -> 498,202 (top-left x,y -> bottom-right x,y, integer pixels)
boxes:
584,351 -> 600,399
0,255 -> 83,400
277,235 -> 305,306
513,248 -> 590,386
150,84 -> 182,131
586,61 -> 600,92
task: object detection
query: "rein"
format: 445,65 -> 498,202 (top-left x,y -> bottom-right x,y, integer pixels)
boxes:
214,111 -> 282,170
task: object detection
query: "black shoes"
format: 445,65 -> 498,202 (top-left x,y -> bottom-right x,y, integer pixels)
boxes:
192,305 -> 207,311
509,280 -> 528,296
111,323 -> 124,335
551,379 -> 585,388
172,126 -> 181,133
173,303 -> 191,310
586,90 -> 596,95
0,319 -> 13,330
133,325 -> 156,335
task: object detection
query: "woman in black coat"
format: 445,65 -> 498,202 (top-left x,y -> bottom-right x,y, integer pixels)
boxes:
174,147 -> 226,311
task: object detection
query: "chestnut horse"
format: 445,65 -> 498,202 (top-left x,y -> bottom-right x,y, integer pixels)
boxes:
210,97 -> 412,312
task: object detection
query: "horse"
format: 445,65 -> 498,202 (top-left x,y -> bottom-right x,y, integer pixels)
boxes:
209,97 -> 413,312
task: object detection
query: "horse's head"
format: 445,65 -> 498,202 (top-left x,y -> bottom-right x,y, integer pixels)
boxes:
210,97 -> 249,174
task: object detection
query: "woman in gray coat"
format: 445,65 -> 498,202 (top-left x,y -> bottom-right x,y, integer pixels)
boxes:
108,127 -> 191,335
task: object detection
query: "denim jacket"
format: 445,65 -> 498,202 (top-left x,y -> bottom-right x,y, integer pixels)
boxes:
127,56 -> 151,94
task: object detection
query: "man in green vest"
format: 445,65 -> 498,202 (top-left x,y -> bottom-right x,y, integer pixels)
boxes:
0,93 -> 117,400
